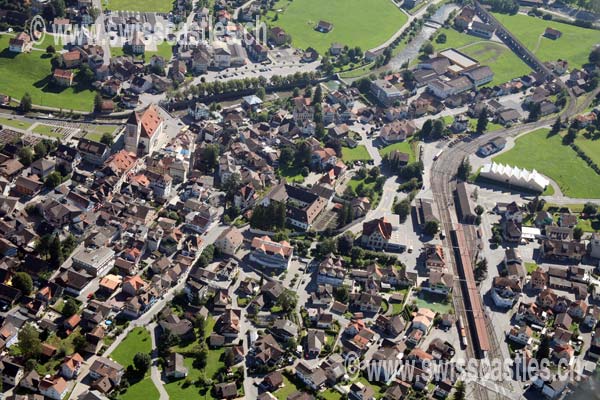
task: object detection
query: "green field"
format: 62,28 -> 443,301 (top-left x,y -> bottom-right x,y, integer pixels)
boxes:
32,124 -> 65,138
104,0 -> 173,13
119,376 -> 159,400
110,327 -> 152,367
433,28 -> 483,52
0,35 -> 95,111
494,128 -> 600,198
268,0 -> 408,54
0,117 -> 32,130
83,124 -> 121,142
275,375 -> 301,400
341,145 -> 372,162
493,13 -> 599,68
278,164 -> 305,183
433,29 -> 532,85
460,42 -> 532,86
379,140 -> 416,162
575,136 -> 600,168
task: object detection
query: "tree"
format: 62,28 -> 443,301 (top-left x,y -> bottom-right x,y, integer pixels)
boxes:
20,92 -> 32,113
62,298 -> 79,317
421,41 -> 434,55
528,102 -> 541,122
223,348 -> 236,367
420,119 -> 433,139
34,141 -> 48,158
474,205 -> 484,215
477,107 -> 488,133
12,272 -> 33,295
369,166 -> 380,179
18,323 -> 42,360
277,289 -> 298,313
574,226 -> 584,241
52,0 -> 66,17
100,132 -> 114,146
337,232 -> 354,255
454,381 -> 466,400
431,119 -> 445,139
475,258 -> 488,281
436,33 -> 447,43
313,84 -> 323,104
583,202 -> 598,215
457,158 -> 472,181
256,86 -> 266,100
193,344 -> 208,368
537,335 -> 550,361
72,332 -> 88,353
18,146 -> 34,166
590,46 -> 600,67
394,199 -> 411,223
195,315 -> 206,338
45,171 -> 62,189
133,352 -> 151,373
424,220 -> 439,236
49,234 -> 64,267
46,45 -> 56,54
550,117 -> 562,136
334,286 -> 349,303
94,93 -> 103,113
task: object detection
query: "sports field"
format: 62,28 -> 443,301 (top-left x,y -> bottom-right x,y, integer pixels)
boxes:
0,35 -> 95,111
493,128 -> 600,199
104,0 -> 173,13
492,13 -> 599,68
460,41 -> 532,86
268,0 -> 408,54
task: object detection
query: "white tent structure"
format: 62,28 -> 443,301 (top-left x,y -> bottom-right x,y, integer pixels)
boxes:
480,162 -> 550,192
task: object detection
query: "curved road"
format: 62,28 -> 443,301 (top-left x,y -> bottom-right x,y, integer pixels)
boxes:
430,87 -> 600,400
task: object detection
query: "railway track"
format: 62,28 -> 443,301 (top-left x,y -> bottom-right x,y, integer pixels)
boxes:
429,87 -> 599,399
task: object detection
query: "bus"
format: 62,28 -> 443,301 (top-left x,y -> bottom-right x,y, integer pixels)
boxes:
434,149 -> 444,161
458,316 -> 468,348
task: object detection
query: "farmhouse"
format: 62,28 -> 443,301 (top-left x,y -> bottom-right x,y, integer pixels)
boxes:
9,32 -> 32,53
316,20 -> 334,33
53,69 -> 75,87
544,27 -> 562,40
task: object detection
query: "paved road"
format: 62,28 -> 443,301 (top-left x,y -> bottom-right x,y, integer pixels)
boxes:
149,323 -> 170,400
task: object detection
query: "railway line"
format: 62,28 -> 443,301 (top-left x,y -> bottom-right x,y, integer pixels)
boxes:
429,87 -> 599,399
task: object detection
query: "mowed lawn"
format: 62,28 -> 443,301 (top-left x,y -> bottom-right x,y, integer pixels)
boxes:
493,13 -> 599,68
119,376 -> 159,400
574,136 -> 600,168
433,29 -> 531,85
379,140 -> 416,162
268,0 -> 408,54
433,28 -> 483,52
110,327 -> 152,367
493,128 -> 600,198
342,145 -> 372,162
0,117 -> 32,130
105,0 -> 173,12
0,35 -> 95,111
